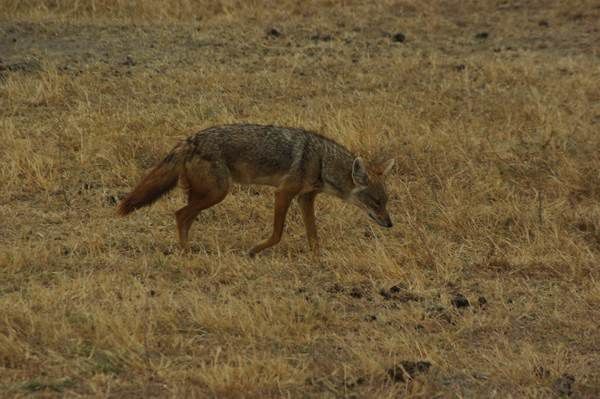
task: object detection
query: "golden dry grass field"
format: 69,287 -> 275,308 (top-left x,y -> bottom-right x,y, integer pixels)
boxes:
1,0 -> 600,397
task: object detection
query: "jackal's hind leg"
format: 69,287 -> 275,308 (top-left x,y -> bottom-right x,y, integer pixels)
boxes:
175,162 -> 229,250
176,194 -> 226,250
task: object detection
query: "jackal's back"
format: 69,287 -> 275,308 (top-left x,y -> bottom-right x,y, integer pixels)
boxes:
184,124 -> 353,188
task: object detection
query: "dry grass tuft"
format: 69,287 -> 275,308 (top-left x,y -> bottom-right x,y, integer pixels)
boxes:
1,0 -> 600,397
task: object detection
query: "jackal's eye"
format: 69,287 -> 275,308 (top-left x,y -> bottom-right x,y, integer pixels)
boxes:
366,194 -> 380,207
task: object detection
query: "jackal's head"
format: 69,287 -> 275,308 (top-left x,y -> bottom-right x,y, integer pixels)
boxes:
348,157 -> 395,228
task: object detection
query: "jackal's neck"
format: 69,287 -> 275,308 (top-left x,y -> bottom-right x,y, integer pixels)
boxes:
320,143 -> 355,199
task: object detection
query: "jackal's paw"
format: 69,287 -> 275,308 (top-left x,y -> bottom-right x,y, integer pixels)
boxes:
187,243 -> 206,254
248,244 -> 265,258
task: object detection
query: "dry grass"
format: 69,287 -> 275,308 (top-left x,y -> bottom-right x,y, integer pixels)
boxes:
1,0 -> 600,397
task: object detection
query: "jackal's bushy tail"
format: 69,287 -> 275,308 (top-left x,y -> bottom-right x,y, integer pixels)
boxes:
117,151 -> 182,216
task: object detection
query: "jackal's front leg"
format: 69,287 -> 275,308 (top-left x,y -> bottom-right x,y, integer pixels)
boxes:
249,187 -> 298,257
298,191 -> 320,258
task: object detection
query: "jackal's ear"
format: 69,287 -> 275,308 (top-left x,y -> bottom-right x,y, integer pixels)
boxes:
380,158 -> 395,176
352,157 -> 369,186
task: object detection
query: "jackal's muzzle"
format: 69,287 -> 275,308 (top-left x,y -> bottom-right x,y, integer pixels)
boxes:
368,211 -> 393,228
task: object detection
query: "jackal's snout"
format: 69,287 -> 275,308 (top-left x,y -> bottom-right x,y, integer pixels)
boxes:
368,210 -> 393,228
351,156 -> 395,229
381,213 -> 393,228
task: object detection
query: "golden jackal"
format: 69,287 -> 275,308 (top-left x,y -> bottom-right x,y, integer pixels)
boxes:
117,124 -> 394,256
